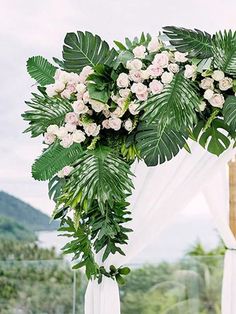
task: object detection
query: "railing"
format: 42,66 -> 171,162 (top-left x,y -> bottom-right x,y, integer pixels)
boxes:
0,255 -> 224,313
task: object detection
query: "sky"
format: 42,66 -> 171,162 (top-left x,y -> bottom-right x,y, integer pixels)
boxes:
1,0 -> 236,216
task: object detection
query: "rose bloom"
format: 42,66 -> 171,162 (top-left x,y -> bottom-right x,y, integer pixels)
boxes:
65,123 -> 77,133
109,117 -> 122,131
117,98 -> 125,108
209,93 -> 225,108
65,112 -> 79,125
184,65 -> 197,79
117,73 -> 129,88
147,38 -> 162,53
54,81 -> 65,92
82,91 -> 90,104
47,124 -> 59,135
79,66 -> 93,84
136,91 -> 148,101
219,77 -> 233,91
204,89 -> 214,100
44,132 -> 56,145
132,45 -> 146,59
126,59 -> 143,71
129,70 -> 143,82
67,73 -> 80,85
198,101 -> 207,112
57,166 -> 74,178
61,89 -> 72,99
200,78 -> 214,90
55,126 -> 68,139
129,102 -> 140,115
147,64 -> 164,78
102,109 -> 111,118
72,100 -> 89,115
149,80 -> 164,95
141,69 -> 150,80
153,52 -> 169,68
60,134 -> 73,148
54,69 -> 70,83
110,107 -> 123,118
212,70 -> 224,81
131,82 -> 148,95
76,83 -> 87,95
84,123 -> 100,136
119,88 -> 130,98
161,72 -> 174,84
90,99 -> 105,113
167,63 -> 179,74
102,119 -> 110,129
46,84 -> 57,97
124,119 -> 133,132
174,51 -> 188,63
72,130 -> 86,143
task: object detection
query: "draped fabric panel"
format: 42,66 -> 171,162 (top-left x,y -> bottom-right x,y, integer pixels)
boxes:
85,142 -> 236,314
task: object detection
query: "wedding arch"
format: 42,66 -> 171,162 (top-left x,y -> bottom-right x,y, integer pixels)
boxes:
22,26 -> 236,313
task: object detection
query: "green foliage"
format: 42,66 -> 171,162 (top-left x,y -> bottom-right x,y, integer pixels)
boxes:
223,96 -> 236,134
193,119 -> 231,156
59,31 -> 117,73
27,56 -> 56,86
22,92 -> 72,137
59,145 -> 134,212
136,122 -> 188,166
213,30 -> 236,75
140,73 -> 199,130
163,26 -> 213,58
32,142 -> 83,181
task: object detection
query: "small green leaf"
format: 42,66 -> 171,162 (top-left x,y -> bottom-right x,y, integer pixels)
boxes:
27,56 -> 56,86
119,267 -> 131,275
114,40 -> 127,50
116,274 -> 126,286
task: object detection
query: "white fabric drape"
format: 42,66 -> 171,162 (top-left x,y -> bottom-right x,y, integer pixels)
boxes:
203,169 -> 236,314
85,142 -> 236,314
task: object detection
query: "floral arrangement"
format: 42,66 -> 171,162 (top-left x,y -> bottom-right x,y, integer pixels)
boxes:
22,27 -> 236,283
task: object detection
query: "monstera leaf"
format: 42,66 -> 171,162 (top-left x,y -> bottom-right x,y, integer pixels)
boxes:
193,119 -> 231,156
163,26 -> 213,58
32,142 -> 83,181
212,30 -> 236,76
140,73 -> 199,130
59,31 -> 117,73
27,56 -> 56,86
136,122 -> 188,166
22,93 -> 72,137
60,146 -> 134,211
223,96 -> 236,134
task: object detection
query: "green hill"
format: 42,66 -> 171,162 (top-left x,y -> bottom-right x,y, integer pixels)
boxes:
0,191 -> 58,231
0,216 -> 36,241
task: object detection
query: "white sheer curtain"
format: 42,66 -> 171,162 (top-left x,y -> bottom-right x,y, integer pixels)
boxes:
85,142 -> 236,314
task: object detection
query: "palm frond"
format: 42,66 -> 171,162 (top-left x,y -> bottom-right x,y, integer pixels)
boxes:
27,56 -> 56,86
223,96 -> 236,133
136,122 -> 188,166
60,146 -> 134,211
22,93 -> 72,137
163,26 -> 213,58
212,30 -> 236,75
32,142 -> 84,181
60,31 -> 117,73
140,73 -> 199,130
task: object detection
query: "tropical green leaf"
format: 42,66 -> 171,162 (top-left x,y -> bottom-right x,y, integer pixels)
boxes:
60,146 -> 134,211
193,119 -> 231,156
212,30 -> 236,75
223,96 -> 236,134
27,56 -> 56,86
163,26 -> 213,58
61,31 -> 117,73
136,122 -> 188,166
22,93 -> 72,137
140,73 -> 199,130
32,142 -> 83,181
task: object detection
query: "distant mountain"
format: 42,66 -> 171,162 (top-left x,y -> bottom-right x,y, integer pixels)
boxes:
0,191 -> 58,231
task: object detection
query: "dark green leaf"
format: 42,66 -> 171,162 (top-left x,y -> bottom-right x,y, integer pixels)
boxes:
27,56 -> 56,86
223,96 -> 236,132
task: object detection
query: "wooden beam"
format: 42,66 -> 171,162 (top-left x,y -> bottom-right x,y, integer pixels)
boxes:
229,158 -> 236,237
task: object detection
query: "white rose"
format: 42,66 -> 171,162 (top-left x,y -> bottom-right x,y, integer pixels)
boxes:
54,81 -> 65,92
119,88 -> 130,98
219,77 -> 233,91
117,73 -> 129,88
126,59 -> 143,71
55,126 -> 68,139
161,72 -> 174,84
72,130 -> 86,143
184,65 -> 197,79
129,70 -> 143,82
65,123 -> 77,133
147,38 -> 162,53
67,73 -> 80,84
76,83 -> 87,94
174,51 -> 188,63
149,80 -> 164,95
79,66 -> 93,84
198,101 -> 207,112
136,91 -> 148,101
47,124 -> 59,135
46,84 -> 57,97
208,93 -> 225,108
102,109 -> 111,118
153,52 -> 169,68
132,45 -> 146,59
90,99 -> 105,113
44,132 -> 56,145
60,134 -> 73,148
212,70 -> 225,81
61,89 -> 72,99
102,119 -> 110,129
54,70 -> 70,83
57,166 -> 74,178
109,117 -> 122,131
124,119 -> 133,132
204,89 -> 214,100
82,91 -> 90,104
129,102 -> 140,115
84,123 -> 100,136
72,100 -> 89,115
117,98 -> 125,108
167,63 -> 179,74
141,69 -> 150,80
110,107 -> 123,118
65,112 -> 79,125
131,82 -> 148,95
200,78 -> 214,90
147,64 -> 164,78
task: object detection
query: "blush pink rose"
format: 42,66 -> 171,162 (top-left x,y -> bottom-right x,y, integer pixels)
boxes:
65,112 -> 79,125
149,80 -> 164,95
